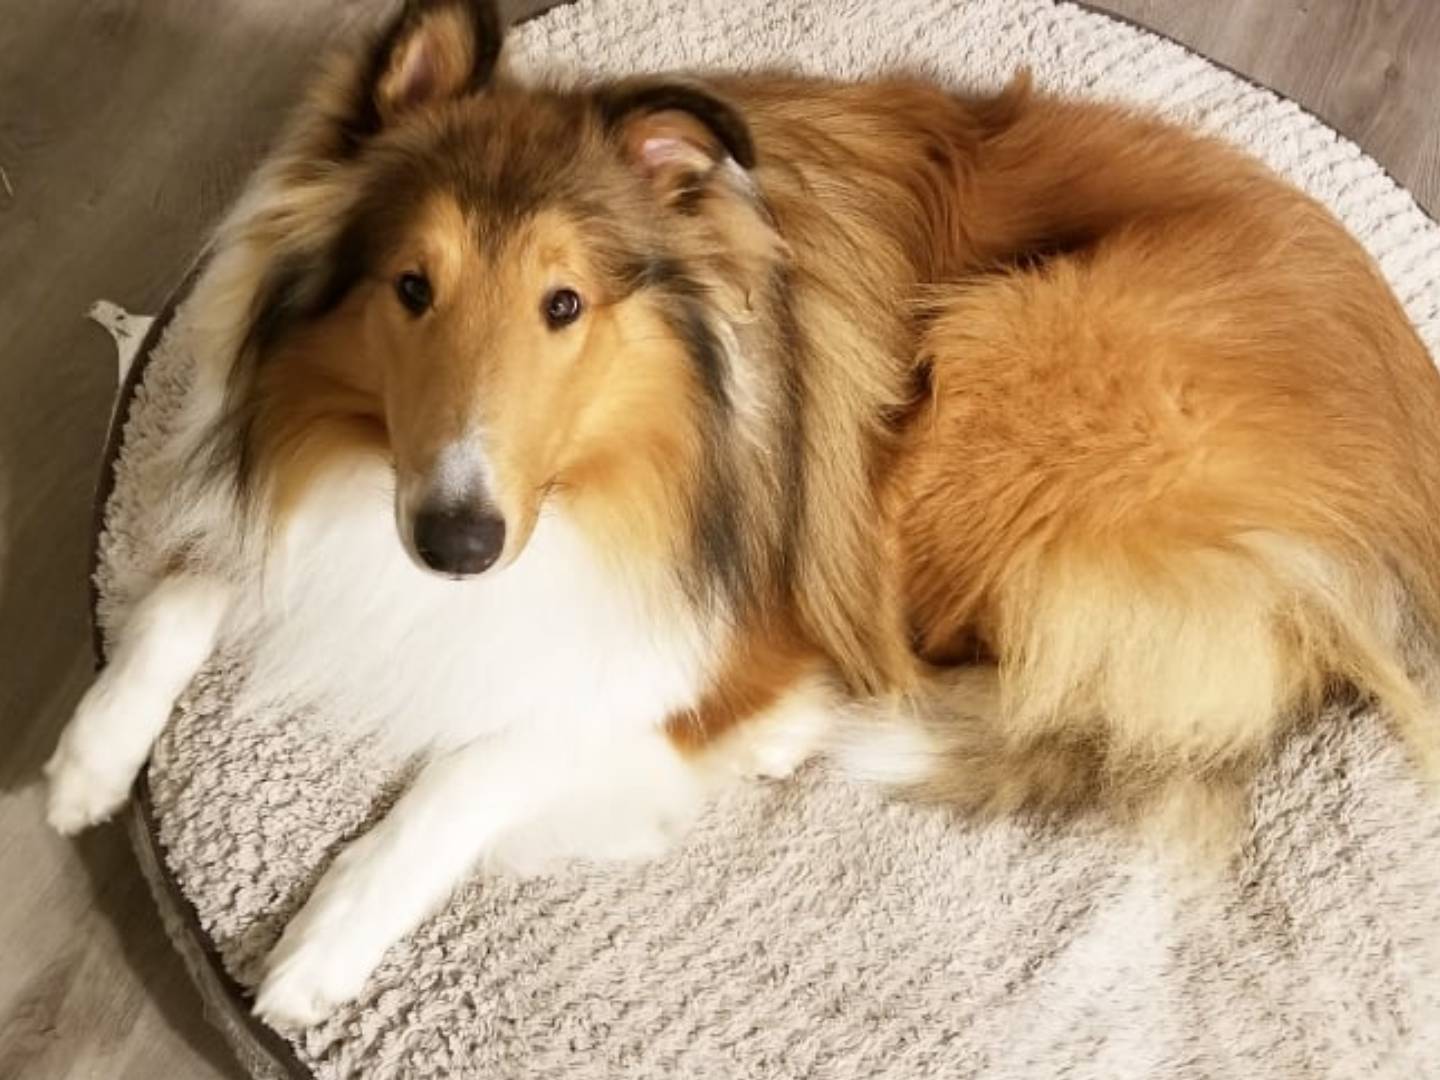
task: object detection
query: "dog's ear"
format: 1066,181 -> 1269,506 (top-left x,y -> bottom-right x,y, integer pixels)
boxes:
597,80 -> 756,203
365,0 -> 504,127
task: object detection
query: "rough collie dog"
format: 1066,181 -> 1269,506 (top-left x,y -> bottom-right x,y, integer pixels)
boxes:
46,0 -> 1440,1027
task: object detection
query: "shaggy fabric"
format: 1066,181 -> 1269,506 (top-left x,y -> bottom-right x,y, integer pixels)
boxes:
102,1 -> 1440,1077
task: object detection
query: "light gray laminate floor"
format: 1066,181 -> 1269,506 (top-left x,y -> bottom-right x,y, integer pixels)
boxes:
0,1 -> 1435,1076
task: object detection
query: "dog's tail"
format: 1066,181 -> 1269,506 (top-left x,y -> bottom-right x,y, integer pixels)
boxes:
830,666 -> 1110,819
832,534 -> 1440,827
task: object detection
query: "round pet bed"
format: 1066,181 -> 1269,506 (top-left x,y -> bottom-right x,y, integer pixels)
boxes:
100,1 -> 1440,1077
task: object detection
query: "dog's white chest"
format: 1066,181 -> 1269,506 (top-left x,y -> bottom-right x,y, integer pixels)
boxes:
232,463 -> 712,754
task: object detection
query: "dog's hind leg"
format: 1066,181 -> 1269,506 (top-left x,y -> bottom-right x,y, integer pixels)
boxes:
888,234 -> 1440,820
706,673 -> 837,782
45,574 -> 232,833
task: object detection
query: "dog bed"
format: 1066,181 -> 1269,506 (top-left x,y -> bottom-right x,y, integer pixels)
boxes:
99,1 -> 1440,1077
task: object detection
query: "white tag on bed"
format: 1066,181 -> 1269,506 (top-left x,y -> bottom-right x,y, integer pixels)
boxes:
87,300 -> 156,388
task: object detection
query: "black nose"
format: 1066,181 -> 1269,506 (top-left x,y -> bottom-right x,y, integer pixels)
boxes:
413,503 -> 507,576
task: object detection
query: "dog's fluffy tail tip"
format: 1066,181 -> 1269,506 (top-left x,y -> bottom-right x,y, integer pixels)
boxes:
827,668 -> 1101,818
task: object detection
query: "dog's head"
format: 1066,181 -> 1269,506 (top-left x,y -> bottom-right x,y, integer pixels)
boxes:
240,0 -> 778,578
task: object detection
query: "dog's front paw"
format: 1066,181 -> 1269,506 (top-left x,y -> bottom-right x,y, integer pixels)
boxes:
253,859 -> 389,1028
43,736 -> 136,835
253,933 -> 377,1029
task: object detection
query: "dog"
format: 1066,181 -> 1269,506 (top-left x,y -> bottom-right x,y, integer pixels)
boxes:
45,0 -> 1440,1028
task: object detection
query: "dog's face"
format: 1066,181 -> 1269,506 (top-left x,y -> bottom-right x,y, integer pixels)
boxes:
356,152 -> 679,578
379,197 -> 607,576
253,0 -> 766,577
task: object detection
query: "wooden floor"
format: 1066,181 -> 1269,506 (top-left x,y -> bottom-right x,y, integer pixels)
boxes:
1,1 -> 1436,1076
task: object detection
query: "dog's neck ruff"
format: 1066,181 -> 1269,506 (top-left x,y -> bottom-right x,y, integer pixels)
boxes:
224,455 -> 717,759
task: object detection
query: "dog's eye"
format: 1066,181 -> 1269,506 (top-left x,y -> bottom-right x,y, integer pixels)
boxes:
543,287 -> 583,329
395,271 -> 432,315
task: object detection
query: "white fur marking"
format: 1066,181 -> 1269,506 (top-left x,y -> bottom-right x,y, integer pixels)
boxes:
430,436 -> 496,504
242,457 -> 715,757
